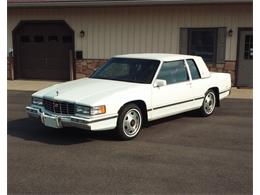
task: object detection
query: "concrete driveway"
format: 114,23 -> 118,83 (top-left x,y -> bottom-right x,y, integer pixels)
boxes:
7,90 -> 252,194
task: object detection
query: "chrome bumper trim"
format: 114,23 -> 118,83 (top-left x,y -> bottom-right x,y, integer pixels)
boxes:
26,106 -> 41,118
26,106 -> 118,131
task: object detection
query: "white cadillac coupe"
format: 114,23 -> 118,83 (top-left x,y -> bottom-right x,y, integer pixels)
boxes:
26,53 -> 231,140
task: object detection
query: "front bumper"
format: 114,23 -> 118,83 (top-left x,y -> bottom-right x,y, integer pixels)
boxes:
26,106 -> 118,131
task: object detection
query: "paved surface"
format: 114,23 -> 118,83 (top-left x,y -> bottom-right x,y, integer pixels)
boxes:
7,80 -> 62,91
8,79 -> 253,99
229,87 -> 253,99
8,91 -> 252,194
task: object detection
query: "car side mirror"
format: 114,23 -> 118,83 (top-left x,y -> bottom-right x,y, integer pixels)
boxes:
154,79 -> 167,87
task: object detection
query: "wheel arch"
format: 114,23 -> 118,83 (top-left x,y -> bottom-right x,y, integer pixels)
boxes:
118,100 -> 148,126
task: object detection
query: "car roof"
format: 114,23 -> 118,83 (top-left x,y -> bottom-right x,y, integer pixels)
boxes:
114,53 -> 199,61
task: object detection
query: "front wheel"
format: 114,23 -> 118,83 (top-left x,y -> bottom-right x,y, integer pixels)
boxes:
116,104 -> 143,140
199,90 -> 216,117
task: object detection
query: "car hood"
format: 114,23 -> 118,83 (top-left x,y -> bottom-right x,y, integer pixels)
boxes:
33,78 -> 148,105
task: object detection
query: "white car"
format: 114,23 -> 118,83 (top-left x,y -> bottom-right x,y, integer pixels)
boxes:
26,53 -> 231,140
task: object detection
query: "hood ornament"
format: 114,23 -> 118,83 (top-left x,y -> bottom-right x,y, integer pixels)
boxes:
56,91 -> 59,96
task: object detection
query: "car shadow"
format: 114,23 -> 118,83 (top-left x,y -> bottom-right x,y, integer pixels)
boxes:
8,110 -> 201,145
7,118 -> 119,145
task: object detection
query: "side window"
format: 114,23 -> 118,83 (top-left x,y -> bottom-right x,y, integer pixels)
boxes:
157,60 -> 189,85
186,59 -> 201,80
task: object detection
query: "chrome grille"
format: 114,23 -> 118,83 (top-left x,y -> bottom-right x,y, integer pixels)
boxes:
43,99 -> 75,115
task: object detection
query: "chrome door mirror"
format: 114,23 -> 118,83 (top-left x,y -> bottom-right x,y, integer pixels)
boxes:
154,79 -> 167,87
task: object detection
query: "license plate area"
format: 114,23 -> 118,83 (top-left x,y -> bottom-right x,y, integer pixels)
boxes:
41,114 -> 62,128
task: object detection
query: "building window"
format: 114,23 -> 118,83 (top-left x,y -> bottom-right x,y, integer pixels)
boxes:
34,35 -> 44,42
20,35 -> 30,43
188,28 -> 217,64
244,35 -> 253,60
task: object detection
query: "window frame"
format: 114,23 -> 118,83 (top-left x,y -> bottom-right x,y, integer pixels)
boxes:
187,28 -> 218,64
155,59 -> 191,86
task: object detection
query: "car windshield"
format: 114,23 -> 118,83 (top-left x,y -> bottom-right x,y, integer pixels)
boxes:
90,58 -> 160,84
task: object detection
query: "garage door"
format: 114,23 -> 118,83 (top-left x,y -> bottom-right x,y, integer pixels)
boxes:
13,21 -> 74,80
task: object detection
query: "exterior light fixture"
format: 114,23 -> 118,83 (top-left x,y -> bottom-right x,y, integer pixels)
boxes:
80,30 -> 85,38
228,29 -> 233,37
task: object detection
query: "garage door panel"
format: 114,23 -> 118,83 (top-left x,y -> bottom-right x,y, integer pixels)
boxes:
22,68 -> 69,80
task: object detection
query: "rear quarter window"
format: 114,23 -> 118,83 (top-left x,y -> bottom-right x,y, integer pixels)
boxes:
186,59 -> 201,80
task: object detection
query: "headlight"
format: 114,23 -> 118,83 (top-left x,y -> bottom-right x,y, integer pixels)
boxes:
75,105 -> 106,116
75,105 -> 91,115
32,97 -> 43,106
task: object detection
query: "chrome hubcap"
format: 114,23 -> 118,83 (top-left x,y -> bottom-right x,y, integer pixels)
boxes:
123,109 -> 142,137
204,92 -> 216,114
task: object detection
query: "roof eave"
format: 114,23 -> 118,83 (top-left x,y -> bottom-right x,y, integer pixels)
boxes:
7,0 -> 253,8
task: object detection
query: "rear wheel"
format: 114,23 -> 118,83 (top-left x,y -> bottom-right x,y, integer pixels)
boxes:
199,90 -> 216,116
116,104 -> 142,140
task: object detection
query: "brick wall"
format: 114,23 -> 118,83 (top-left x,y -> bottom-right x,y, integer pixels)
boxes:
75,59 -> 107,79
208,61 -> 236,86
8,58 -> 237,85
7,57 -> 14,80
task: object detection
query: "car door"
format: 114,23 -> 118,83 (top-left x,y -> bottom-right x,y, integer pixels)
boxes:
185,59 -> 206,108
151,60 -> 194,120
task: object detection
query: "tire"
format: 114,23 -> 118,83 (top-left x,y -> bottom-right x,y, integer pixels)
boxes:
199,89 -> 216,117
116,104 -> 143,140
